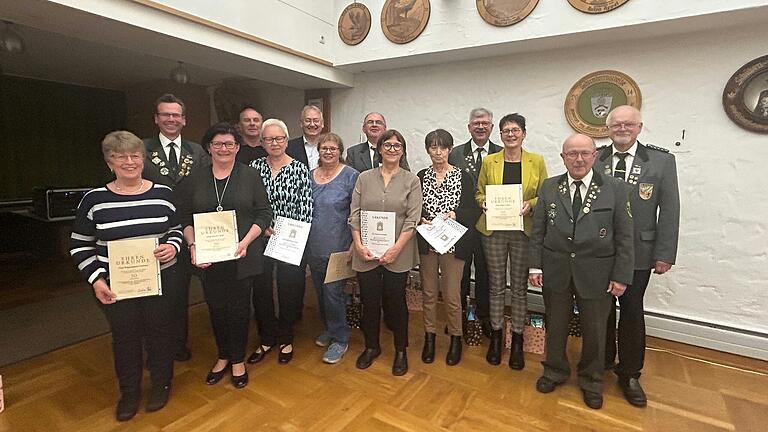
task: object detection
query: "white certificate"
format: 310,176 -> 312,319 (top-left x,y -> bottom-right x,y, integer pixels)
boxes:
360,210 -> 396,258
107,237 -> 161,300
264,216 -> 311,266
324,251 -> 356,283
486,184 -> 524,231
194,210 -> 239,264
416,215 -> 468,255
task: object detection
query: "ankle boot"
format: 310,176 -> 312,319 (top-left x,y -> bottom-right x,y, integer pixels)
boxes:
508,331 -> 525,370
486,329 -> 503,365
446,335 -> 462,366
392,350 -> 408,376
421,332 -> 436,363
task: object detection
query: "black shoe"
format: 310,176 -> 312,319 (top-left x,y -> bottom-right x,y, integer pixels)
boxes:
278,344 -> 294,364
392,350 -> 408,376
508,331 -> 525,370
618,377 -> 647,407
446,335 -> 462,366
231,371 -> 249,389
174,346 -> 192,362
115,394 -> 140,422
581,389 -> 603,409
205,361 -> 230,385
421,332 -> 436,364
247,344 -> 275,364
481,319 -> 493,339
356,347 -> 381,370
486,329 -> 502,365
146,384 -> 171,412
535,376 -> 562,394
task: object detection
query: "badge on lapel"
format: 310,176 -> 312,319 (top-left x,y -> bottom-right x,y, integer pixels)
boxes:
599,228 -> 607,238
638,183 -> 654,200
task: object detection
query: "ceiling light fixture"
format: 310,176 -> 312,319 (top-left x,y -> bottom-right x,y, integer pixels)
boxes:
170,61 -> 189,84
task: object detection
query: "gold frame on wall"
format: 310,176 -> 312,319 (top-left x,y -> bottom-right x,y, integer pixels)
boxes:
566,0 -> 630,14
722,55 -> 768,134
475,0 -> 539,27
381,0 -> 431,44
564,70 -> 642,138
338,2 -> 372,46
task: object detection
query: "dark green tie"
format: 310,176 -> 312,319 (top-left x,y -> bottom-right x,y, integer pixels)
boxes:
614,153 -> 628,181
168,143 -> 179,172
572,180 -> 583,219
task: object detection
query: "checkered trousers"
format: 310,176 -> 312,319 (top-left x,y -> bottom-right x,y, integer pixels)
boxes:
481,231 -> 530,333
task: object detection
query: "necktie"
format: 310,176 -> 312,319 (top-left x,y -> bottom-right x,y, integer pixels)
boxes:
572,180 -> 583,220
168,143 -> 179,172
614,153 -> 628,181
475,148 -> 483,168
372,149 -> 380,168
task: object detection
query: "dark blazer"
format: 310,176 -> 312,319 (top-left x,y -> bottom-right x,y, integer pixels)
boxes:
286,137 -> 309,167
448,139 -> 502,187
529,170 -> 634,299
143,136 -> 209,188
346,142 -> 375,173
416,168 -> 481,261
174,162 -> 273,279
597,142 -> 680,270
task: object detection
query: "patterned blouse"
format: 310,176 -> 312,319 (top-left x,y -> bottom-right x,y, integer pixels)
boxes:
250,158 -> 313,224
420,166 -> 462,254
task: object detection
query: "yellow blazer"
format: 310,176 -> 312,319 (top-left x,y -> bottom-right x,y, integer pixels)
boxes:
475,148 -> 548,237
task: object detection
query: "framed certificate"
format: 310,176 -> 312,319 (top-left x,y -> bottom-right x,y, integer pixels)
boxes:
107,237 -> 161,300
360,210 -> 395,258
194,210 -> 239,264
486,184 -> 524,231
324,251 -> 356,283
264,216 -> 311,266
416,215 -> 468,255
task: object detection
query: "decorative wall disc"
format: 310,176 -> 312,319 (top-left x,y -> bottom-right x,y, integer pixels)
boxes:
338,3 -> 372,46
381,0 -> 430,44
564,70 -> 642,138
567,0 -> 630,14
723,55 -> 768,133
476,0 -> 539,27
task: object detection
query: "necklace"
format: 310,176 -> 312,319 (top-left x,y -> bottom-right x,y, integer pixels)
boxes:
317,166 -> 340,181
115,180 -> 145,194
213,175 -> 232,212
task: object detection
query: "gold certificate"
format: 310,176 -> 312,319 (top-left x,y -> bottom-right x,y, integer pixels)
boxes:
486,184 -> 524,231
107,237 -> 161,300
324,251 -> 356,283
194,210 -> 239,264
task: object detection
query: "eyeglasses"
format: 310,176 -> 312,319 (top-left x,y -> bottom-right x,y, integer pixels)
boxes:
501,128 -> 523,135
382,142 -> 403,151
608,122 -> 639,131
563,151 -> 596,160
262,136 -> 287,144
302,118 -> 322,125
365,119 -> 385,126
111,153 -> 143,162
319,146 -> 339,154
470,121 -> 491,128
210,141 -> 237,149
156,112 -> 184,119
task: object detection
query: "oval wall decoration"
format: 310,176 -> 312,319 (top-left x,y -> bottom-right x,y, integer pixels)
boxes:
476,0 -> 539,27
567,0 -> 630,14
723,55 -> 768,134
338,2 -> 372,46
564,70 -> 642,138
381,0 -> 431,44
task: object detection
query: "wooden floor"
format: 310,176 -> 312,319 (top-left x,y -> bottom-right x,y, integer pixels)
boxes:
1,301 -> 767,432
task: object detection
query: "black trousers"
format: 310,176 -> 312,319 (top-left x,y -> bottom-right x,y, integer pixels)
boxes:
252,257 -> 306,346
357,266 -> 409,351
175,249 -> 193,351
606,269 -> 652,379
202,262 -> 252,363
460,241 -> 490,320
100,265 -> 183,397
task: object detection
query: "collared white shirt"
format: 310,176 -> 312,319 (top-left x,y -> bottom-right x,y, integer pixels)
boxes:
159,133 -> 181,165
303,136 -> 319,170
367,141 -> 377,168
568,170 -> 594,202
611,141 -> 638,181
470,140 -> 489,161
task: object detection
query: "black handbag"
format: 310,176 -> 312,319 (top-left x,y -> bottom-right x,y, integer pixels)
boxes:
346,279 -> 362,329
464,298 -> 483,346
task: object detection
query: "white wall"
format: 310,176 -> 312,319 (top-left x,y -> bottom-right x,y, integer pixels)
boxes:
331,24 -> 768,334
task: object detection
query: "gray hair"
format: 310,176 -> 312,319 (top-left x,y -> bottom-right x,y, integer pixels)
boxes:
300,105 -> 323,122
605,105 -> 642,126
261,118 -> 290,139
101,131 -> 145,162
468,107 -> 493,123
363,112 -> 387,125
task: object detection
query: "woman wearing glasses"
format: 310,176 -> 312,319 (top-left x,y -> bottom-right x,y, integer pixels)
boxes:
476,113 -> 548,369
307,133 -> 359,364
175,122 -> 272,389
248,119 -> 313,365
349,129 -> 423,376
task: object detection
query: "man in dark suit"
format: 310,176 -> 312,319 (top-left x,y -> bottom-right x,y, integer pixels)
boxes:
529,133 -> 634,410
447,108 -> 502,335
600,105 -> 680,407
142,93 -> 209,361
346,112 -> 386,172
285,105 -> 323,169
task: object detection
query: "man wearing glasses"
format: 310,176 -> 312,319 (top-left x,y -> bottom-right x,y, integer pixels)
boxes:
143,93 -> 209,362
286,105 -> 324,169
346,112 -> 387,172
598,105 -> 680,407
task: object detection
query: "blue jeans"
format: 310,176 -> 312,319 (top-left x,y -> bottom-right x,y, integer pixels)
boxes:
309,262 -> 350,344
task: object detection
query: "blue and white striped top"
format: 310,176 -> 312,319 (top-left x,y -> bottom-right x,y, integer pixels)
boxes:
69,183 -> 183,285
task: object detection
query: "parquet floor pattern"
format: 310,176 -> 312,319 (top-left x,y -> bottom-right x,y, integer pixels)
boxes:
1,301 -> 766,431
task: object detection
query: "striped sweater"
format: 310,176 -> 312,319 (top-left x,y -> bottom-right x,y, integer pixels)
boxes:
69,184 -> 183,285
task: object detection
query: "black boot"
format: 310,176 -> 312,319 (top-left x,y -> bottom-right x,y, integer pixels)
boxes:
486,329 -> 502,365
392,350 -> 408,376
508,331 -> 525,370
446,335 -> 462,366
421,332 -> 436,364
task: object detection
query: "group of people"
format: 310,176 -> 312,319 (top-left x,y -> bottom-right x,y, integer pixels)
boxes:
70,94 -> 679,421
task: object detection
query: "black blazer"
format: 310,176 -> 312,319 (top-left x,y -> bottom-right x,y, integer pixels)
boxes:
416,168 -> 481,261
143,136 -> 210,188
174,162 -> 273,279
286,137 -> 309,167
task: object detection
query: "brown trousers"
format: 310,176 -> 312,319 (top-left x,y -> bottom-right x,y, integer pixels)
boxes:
419,251 -> 464,336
